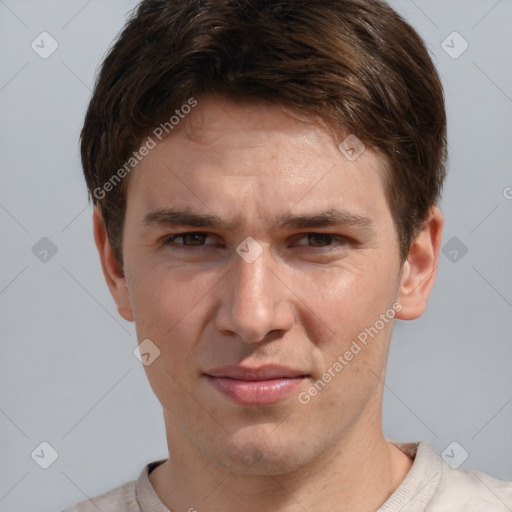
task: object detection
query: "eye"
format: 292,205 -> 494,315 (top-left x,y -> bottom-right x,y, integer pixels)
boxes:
161,232 -> 350,252
292,233 -> 349,249
163,232 -> 217,248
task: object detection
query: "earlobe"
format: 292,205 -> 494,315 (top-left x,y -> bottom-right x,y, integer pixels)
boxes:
93,207 -> 134,322
395,207 -> 444,321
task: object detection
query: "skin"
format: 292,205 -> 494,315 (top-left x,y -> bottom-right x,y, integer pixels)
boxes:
94,96 -> 443,511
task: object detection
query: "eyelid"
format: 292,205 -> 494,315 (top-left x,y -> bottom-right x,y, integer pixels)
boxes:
162,231 -> 351,250
291,233 -> 351,248
163,232 -> 217,246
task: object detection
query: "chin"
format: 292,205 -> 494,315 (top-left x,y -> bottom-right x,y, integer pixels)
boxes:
211,434 -> 313,476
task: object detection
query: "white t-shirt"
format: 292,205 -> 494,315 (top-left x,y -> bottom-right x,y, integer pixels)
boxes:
61,441 -> 512,511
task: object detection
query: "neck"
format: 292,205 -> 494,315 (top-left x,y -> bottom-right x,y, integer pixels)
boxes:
149,411 -> 413,512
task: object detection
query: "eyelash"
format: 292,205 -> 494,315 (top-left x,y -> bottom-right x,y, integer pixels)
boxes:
162,232 -> 350,251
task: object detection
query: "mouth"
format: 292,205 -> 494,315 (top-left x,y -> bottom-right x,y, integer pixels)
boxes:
204,365 -> 309,406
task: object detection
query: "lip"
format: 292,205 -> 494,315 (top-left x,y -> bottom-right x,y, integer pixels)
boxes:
204,365 -> 308,406
206,364 -> 307,380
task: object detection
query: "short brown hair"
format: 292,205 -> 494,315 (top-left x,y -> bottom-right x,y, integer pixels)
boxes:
81,0 -> 447,265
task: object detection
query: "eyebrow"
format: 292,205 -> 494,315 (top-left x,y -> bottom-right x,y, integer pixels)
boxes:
141,207 -> 374,232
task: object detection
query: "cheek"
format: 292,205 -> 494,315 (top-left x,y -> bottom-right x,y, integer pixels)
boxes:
304,257 -> 399,394
304,259 -> 396,336
126,263 -> 179,345
127,267 -> 205,413
126,262 -> 215,362
298,267 -> 396,420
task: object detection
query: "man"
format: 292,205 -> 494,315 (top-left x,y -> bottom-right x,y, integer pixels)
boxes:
64,0 -> 512,510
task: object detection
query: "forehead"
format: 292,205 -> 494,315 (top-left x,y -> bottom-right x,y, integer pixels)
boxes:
126,97 -> 391,229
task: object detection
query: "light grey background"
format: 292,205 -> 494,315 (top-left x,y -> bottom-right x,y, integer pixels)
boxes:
0,1 -> 511,510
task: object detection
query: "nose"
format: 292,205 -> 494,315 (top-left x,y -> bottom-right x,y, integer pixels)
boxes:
214,246 -> 295,344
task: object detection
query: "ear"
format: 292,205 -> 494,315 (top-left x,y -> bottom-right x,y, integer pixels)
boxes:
395,206 -> 444,320
93,207 -> 134,322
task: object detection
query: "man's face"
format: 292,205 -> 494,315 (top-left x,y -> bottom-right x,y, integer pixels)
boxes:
121,97 -> 404,474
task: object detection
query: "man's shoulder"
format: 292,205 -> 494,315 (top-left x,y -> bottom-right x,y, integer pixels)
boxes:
60,459 -> 168,512
384,441 -> 512,512
60,479 -> 138,512
430,463 -> 512,511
